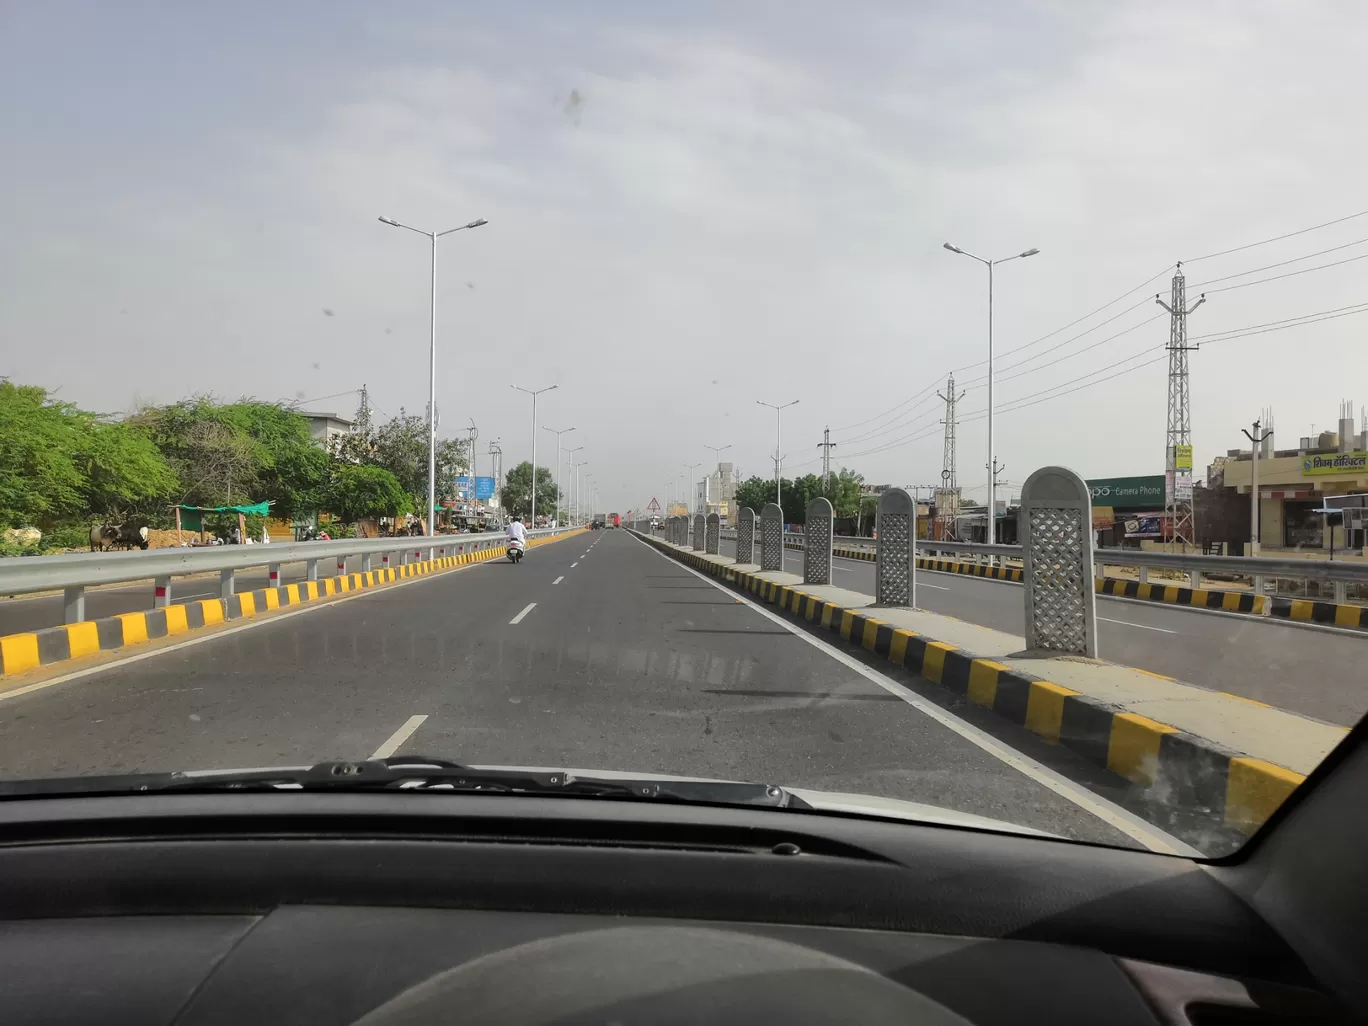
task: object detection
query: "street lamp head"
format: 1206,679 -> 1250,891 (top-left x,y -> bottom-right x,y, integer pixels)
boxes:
1020,247 -> 1040,258
467,218 -> 489,229
943,242 -> 963,254
379,217 -> 400,226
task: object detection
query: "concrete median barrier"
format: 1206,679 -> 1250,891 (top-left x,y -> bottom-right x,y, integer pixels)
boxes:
633,528 -> 1345,843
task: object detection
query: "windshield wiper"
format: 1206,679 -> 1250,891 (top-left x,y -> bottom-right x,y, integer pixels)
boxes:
0,756 -> 811,810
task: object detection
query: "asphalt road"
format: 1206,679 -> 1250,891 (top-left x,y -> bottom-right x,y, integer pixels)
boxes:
0,528 -> 1160,849
717,539 -> 1368,727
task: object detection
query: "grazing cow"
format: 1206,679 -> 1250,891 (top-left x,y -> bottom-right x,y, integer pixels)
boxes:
89,525 -> 119,551
115,525 -> 150,550
90,524 -> 149,551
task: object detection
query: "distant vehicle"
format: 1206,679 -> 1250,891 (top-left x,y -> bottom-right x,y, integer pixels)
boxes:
609,513 -> 621,529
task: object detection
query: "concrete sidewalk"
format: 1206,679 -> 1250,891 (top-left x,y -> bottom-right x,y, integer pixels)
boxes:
650,535 -> 1344,838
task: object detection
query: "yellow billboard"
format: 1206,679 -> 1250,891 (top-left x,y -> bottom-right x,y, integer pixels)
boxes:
1175,444 -> 1193,471
1302,451 -> 1367,476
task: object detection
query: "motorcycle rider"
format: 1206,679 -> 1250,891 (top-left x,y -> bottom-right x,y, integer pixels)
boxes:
506,513 -> 528,554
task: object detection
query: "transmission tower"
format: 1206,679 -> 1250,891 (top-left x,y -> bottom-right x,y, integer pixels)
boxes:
936,374 -> 966,540
817,427 -> 836,490
1156,264 -> 1205,550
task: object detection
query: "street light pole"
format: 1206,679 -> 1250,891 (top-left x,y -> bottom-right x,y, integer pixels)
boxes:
943,242 -> 1038,542
757,400 -> 799,511
683,462 -> 702,515
567,446 -> 584,524
543,425 -> 576,526
703,443 -> 731,513
378,214 -> 487,534
1242,420 -> 1272,555
511,383 -> 557,523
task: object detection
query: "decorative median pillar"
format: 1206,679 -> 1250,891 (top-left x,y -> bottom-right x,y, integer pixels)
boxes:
705,513 -> 720,555
804,497 -> 834,586
1021,465 -> 1098,658
760,502 -> 784,571
874,487 -> 916,607
692,514 -> 706,551
736,507 -> 756,564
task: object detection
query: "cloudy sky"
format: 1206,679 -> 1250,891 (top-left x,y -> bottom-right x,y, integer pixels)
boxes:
4,1 -> 1366,512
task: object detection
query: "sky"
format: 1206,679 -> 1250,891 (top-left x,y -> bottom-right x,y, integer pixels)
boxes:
4,0 -> 1367,514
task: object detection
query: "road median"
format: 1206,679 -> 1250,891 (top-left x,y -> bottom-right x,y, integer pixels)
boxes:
635,529 -> 1344,842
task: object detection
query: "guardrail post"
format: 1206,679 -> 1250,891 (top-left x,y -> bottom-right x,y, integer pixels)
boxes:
307,558 -> 319,581
874,488 -> 915,606
1138,565 -> 1149,585
381,553 -> 391,574
760,503 -> 783,571
1188,569 -> 1201,590
1021,466 -> 1098,658
219,568 -> 235,599
705,513 -> 720,555
153,575 -> 171,609
692,514 -> 706,551
805,497 -> 834,586
63,586 -> 85,624
1334,580 -> 1348,604
337,556 -> 347,578
268,562 -> 281,590
736,507 -> 756,564
362,554 -> 373,573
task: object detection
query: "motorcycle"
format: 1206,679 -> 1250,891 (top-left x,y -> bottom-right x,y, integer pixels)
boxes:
506,537 -> 525,564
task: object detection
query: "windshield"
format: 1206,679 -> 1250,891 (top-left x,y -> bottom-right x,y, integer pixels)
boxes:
2,3 -> 1365,859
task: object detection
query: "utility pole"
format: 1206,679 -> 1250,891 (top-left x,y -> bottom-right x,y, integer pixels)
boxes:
487,440 -> 502,513
683,462 -> 703,515
466,419 -> 478,510
936,374 -> 965,540
1156,264 -> 1206,551
757,399 -> 799,510
1241,419 -> 1272,556
817,427 -> 837,491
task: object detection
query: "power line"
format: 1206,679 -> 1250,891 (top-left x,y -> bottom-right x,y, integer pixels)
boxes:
1184,208 -> 1368,263
1189,299 -> 1368,341
1186,236 -> 1368,289
1197,251 -> 1368,295
992,313 -> 1164,385
1194,303 -> 1368,346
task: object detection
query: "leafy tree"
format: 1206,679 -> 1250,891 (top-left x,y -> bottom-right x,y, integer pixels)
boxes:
732,476 -> 777,518
0,381 -> 175,529
362,410 -> 468,511
502,462 -> 559,518
323,465 -> 413,524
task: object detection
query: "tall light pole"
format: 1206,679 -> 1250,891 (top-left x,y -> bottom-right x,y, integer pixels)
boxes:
944,241 -> 1039,542
511,384 -> 557,523
543,425 -> 576,526
683,462 -> 703,514
757,400 -> 799,510
1242,420 -> 1272,555
567,446 -> 584,523
378,214 -> 487,533
574,461 -> 588,525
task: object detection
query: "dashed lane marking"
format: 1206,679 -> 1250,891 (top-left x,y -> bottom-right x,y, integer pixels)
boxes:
370,714 -> 429,759
509,602 -> 538,625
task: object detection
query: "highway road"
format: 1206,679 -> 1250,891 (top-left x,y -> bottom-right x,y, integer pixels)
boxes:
718,539 -> 1366,727
0,528 -> 1181,851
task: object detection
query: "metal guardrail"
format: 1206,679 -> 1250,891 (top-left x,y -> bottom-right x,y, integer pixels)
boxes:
0,528 -> 577,624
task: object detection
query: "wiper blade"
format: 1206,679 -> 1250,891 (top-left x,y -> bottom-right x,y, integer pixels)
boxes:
0,757 -> 811,810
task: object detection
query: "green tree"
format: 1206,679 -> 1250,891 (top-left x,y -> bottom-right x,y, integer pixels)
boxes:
364,410 -> 468,511
502,462 -> 559,518
0,381 -> 175,529
732,476 -> 776,517
323,464 -> 413,524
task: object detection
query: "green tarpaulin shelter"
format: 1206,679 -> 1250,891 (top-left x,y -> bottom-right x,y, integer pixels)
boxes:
176,502 -> 271,533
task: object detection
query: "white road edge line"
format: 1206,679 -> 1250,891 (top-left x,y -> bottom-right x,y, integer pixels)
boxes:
509,602 -> 537,625
633,534 -> 1199,857
0,556 -> 498,706
553,576 -> 564,585
370,714 -> 428,759
1098,617 -> 1177,634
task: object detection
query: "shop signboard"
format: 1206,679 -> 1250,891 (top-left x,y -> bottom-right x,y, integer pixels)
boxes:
1175,444 -> 1193,471
1302,451 -> 1368,476
1087,475 -> 1165,510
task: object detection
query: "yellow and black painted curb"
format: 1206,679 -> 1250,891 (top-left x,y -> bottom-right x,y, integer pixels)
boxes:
640,530 -> 1301,837
1093,575 -> 1267,614
1268,594 -> 1368,629
0,530 -> 581,679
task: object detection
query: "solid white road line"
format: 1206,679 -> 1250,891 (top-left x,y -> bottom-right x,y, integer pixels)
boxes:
919,582 -> 950,591
553,576 -> 564,585
370,714 -> 429,759
571,562 -> 579,567
509,602 -> 537,625
1098,617 -> 1177,634
632,533 -> 1199,857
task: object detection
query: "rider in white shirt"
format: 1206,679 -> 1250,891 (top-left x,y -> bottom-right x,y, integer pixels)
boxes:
506,515 -> 528,546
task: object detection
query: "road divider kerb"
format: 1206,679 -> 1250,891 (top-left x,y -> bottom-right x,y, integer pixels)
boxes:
638,529 -> 1303,838
0,530 -> 582,680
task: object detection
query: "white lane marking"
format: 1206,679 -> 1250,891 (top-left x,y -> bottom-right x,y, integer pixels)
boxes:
0,558 -> 499,706
634,535 -> 1198,856
571,562 -> 579,567
1098,617 -> 1177,634
509,602 -> 537,624
553,576 -> 564,585
370,714 -> 428,759
919,582 -> 949,590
